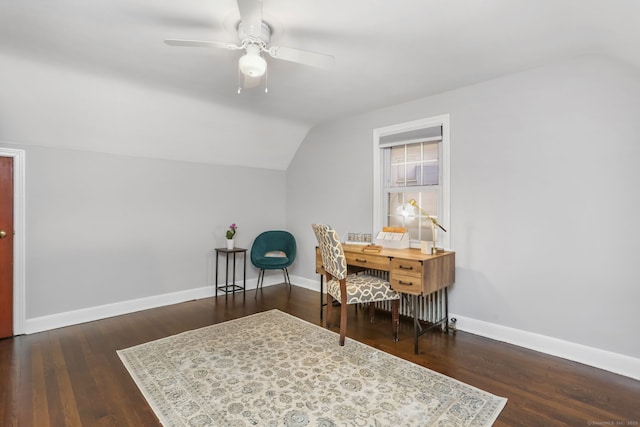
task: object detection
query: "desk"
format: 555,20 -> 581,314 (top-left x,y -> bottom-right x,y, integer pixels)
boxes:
316,244 -> 455,353
215,247 -> 247,299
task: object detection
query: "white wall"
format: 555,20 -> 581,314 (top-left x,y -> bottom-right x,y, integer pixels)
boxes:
0,143 -> 286,321
287,55 -> 640,364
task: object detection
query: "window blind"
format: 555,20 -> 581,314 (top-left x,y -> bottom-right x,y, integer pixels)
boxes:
378,125 -> 442,148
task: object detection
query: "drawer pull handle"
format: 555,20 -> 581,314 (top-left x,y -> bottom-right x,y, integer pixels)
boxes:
399,265 -> 413,270
355,258 -> 367,263
399,280 -> 413,286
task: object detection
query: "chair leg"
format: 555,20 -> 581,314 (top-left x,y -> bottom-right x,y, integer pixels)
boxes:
369,302 -> 375,323
254,270 -> 263,299
392,299 -> 400,343
282,268 -> 291,287
339,294 -> 347,346
326,293 -> 333,329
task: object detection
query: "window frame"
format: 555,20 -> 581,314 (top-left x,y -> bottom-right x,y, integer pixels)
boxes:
373,114 -> 451,249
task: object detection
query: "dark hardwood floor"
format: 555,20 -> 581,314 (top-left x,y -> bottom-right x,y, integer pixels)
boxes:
1,284 -> 639,426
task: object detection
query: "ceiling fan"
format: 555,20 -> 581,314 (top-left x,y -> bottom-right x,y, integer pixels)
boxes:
164,0 -> 335,93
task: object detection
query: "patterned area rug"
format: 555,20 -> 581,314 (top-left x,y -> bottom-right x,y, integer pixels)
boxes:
117,310 -> 506,426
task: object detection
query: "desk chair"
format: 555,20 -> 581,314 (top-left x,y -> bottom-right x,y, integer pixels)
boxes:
250,230 -> 297,294
312,224 -> 400,346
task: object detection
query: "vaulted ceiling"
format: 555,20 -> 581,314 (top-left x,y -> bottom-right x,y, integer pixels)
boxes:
1,0 -> 639,169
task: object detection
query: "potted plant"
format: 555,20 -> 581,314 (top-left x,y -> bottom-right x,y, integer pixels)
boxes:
226,223 -> 237,249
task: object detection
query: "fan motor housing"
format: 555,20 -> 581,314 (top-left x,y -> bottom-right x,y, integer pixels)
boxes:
237,21 -> 271,44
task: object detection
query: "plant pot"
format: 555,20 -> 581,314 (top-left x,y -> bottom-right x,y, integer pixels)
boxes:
226,239 -> 234,250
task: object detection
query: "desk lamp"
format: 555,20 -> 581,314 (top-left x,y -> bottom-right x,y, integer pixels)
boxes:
407,199 -> 447,254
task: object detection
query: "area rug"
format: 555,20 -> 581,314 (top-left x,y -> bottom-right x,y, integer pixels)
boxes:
117,309 -> 506,426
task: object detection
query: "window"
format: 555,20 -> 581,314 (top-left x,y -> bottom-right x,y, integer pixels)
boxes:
373,115 -> 450,249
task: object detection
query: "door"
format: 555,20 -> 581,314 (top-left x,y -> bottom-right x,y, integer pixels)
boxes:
0,156 -> 13,338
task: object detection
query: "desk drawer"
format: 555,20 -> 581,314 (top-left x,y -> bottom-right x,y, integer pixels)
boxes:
390,259 -> 422,278
345,252 -> 390,271
390,273 -> 423,295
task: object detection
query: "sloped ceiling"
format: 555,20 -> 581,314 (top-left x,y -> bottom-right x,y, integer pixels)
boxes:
1,0 -> 639,170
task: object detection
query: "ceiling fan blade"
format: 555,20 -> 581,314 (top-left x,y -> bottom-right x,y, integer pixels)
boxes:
237,0 -> 263,38
268,46 -> 335,69
164,39 -> 242,50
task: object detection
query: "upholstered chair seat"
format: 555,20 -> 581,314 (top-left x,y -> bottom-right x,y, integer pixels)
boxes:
327,274 -> 399,305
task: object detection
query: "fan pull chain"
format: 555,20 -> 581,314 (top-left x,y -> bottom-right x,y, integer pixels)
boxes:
264,67 -> 268,93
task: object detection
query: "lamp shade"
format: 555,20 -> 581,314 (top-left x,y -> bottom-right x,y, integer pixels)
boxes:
239,50 -> 267,77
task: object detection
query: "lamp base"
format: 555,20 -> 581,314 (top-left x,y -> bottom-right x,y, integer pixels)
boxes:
420,241 -> 433,254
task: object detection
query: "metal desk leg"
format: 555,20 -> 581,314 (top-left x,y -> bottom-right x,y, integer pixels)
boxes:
243,252 -> 246,298
413,295 -> 419,354
444,287 -> 449,332
404,294 -> 424,355
320,274 -> 324,320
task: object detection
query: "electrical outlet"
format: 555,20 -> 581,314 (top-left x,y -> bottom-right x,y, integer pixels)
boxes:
448,317 -> 457,332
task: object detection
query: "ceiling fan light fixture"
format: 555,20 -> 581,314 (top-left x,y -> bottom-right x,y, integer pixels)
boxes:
239,45 -> 267,77
165,1 -> 335,87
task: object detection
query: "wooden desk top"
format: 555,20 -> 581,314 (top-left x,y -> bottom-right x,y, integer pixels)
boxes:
340,244 -> 454,262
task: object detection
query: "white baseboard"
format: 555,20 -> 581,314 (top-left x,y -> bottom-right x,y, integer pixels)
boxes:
450,313 -> 640,381
25,286 -> 215,334
288,274 -> 321,292
283,277 -> 640,380
24,276 -> 639,380
25,275 -> 280,334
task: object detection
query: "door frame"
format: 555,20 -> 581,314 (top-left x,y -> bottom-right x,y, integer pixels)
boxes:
0,147 -> 25,335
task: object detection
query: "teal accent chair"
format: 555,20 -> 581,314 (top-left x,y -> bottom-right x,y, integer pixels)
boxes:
250,230 -> 297,294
